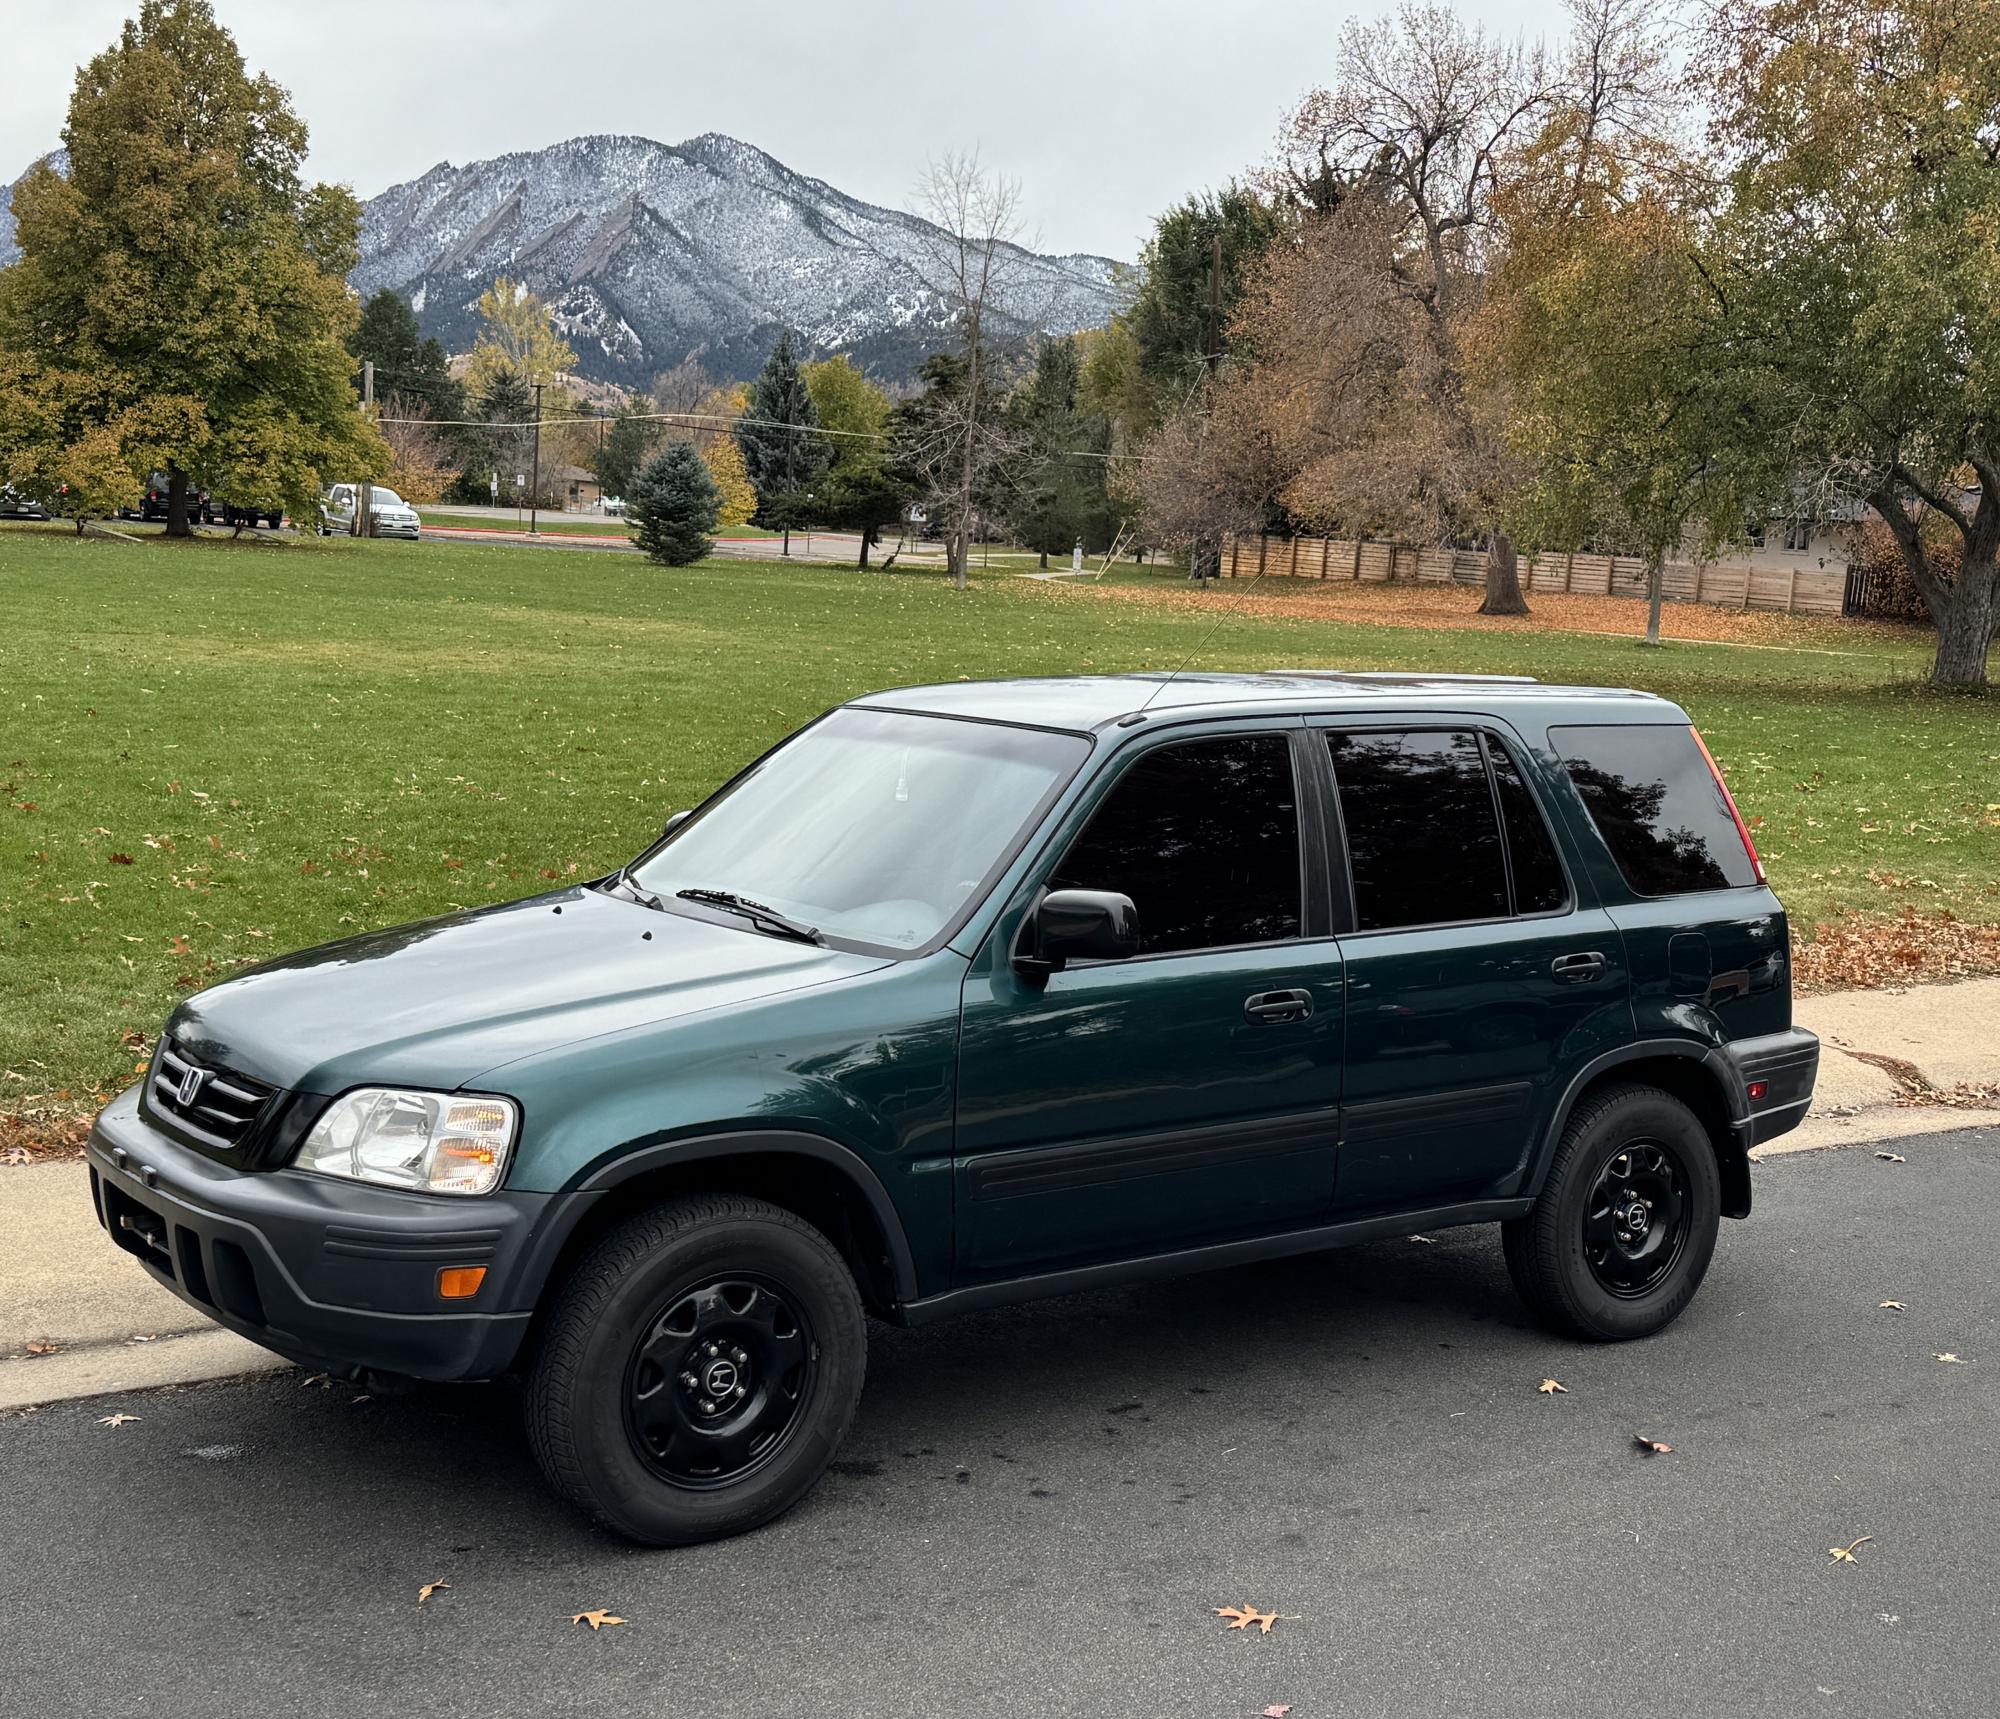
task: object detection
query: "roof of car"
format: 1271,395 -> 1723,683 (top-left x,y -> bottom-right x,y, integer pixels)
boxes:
850,671 -> 1682,733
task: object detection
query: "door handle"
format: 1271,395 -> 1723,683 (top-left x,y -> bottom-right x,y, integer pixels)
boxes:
1551,950 -> 1607,984
1244,988 -> 1313,1023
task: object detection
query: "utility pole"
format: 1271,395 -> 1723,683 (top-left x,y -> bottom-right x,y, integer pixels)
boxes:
354,361 -> 375,538
1206,234 -> 1223,374
528,381 -> 544,539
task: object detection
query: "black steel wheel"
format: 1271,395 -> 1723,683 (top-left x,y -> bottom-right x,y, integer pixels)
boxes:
625,1275 -> 817,1488
527,1195 -> 866,1546
1582,1141 -> 1690,1298
1503,1083 -> 1721,1340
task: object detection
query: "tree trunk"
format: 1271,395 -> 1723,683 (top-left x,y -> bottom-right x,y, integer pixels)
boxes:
1039,550 -> 1048,569
1477,530 -> 1528,616
1930,555 -> 1998,689
165,467 -> 192,539
782,526 -> 791,557
1643,548 -> 1665,646
857,525 -> 874,571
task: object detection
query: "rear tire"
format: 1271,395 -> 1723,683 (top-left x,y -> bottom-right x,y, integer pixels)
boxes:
1503,1083 -> 1720,1341
526,1195 -> 866,1545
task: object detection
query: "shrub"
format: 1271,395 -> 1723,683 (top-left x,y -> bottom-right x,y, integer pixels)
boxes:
628,443 -> 721,566
1854,517 -> 1942,624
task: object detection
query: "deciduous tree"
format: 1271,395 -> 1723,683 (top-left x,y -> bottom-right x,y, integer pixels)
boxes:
462,278 -> 577,399
0,0 -> 384,535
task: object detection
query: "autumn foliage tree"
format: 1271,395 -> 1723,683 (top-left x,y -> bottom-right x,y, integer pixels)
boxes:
0,0 -> 383,533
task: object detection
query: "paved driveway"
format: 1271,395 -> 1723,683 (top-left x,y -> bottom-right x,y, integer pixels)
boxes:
4,1127 -> 1997,1719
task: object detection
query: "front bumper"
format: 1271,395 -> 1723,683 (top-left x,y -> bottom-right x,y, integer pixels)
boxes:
86,1088 -> 582,1381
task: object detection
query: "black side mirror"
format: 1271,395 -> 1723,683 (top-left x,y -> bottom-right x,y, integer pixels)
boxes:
660,809 -> 692,842
1017,888 -> 1139,976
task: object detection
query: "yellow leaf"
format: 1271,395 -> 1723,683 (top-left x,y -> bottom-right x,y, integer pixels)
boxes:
417,1581 -> 448,1605
1538,1378 -> 1568,1394
1828,1536 -> 1872,1564
571,1609 -> 626,1631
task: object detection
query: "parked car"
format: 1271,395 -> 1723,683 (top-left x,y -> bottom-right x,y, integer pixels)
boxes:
600,496 -> 624,517
86,672 -> 1817,1545
319,483 -> 421,540
213,501 -> 286,529
131,472 -> 211,524
0,484 -> 52,519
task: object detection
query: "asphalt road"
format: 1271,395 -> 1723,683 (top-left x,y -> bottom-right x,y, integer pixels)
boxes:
4,1127 -> 1997,1719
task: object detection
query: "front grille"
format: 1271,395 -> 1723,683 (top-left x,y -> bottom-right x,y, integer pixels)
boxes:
150,1041 -> 276,1150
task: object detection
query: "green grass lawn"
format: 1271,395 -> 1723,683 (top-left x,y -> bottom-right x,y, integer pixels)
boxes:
3,524 -> 1995,1130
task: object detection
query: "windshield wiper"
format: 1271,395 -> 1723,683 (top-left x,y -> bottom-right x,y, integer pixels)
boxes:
675,888 -> 823,945
602,861 -> 664,910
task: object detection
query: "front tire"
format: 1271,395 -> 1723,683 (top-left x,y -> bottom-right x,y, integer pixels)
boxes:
526,1195 -> 866,1545
1502,1084 -> 1720,1341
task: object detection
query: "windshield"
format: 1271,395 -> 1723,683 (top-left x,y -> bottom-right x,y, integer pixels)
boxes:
372,487 -> 406,507
632,707 -> 1089,950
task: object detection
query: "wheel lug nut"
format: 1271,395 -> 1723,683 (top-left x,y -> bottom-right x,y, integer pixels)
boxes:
733,1384 -> 746,1398
699,1398 -> 716,1413
706,1342 -> 719,1356
733,1349 -> 746,1364
680,1372 -> 698,1388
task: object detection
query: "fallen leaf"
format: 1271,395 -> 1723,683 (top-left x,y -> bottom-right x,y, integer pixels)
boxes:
1874,1151 -> 1907,1163
300,1372 -> 330,1389
1828,1536 -> 1873,1565
417,1581 -> 449,1605
350,1394 -> 371,1405
571,1609 -> 626,1631
107,852 -> 134,865
1538,1378 -> 1568,1395
1215,1605 -> 1281,1635
1263,1707 -> 1294,1717
96,1413 -> 141,1427
1879,1301 -> 1906,1310
24,1340 -> 60,1357
1634,1435 -> 1673,1455
1935,1352 -> 1966,1364
1407,1233 -> 1435,1244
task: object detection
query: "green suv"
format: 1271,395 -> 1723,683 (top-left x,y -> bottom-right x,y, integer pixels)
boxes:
87,672 -> 1818,1543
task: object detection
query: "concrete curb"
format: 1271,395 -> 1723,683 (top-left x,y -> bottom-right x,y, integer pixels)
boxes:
0,1327 -> 288,1412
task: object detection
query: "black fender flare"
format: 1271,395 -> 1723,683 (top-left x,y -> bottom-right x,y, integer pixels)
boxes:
511,1129 -> 921,1310
1521,1039 -> 1752,1217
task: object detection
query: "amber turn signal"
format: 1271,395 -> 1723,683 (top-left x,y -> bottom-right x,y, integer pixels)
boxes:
437,1265 -> 487,1300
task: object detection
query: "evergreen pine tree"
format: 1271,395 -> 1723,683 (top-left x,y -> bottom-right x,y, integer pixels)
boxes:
629,442 -> 721,565
594,393 -> 657,500
736,330 -> 830,540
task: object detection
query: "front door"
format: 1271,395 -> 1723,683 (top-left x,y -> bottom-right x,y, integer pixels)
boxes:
954,726 -> 1344,1280
1317,723 -> 1634,1214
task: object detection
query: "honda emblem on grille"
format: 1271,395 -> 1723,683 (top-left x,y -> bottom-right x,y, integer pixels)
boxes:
175,1065 -> 207,1108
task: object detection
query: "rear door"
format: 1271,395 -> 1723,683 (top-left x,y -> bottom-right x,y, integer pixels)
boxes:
953,723 -> 1345,1279
1315,721 -> 1635,1215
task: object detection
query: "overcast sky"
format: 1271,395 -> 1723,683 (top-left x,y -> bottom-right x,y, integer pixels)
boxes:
4,0 -> 1557,258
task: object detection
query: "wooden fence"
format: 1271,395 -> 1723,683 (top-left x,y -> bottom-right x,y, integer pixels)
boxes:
1221,535 -> 1848,617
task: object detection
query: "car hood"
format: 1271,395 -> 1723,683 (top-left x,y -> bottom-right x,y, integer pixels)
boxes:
166,887 -> 891,1094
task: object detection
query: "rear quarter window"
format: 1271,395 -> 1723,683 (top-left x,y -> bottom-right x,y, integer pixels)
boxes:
1550,723 -> 1758,896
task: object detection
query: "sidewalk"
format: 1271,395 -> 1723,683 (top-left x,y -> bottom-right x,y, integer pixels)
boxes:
4,977 -> 1996,1411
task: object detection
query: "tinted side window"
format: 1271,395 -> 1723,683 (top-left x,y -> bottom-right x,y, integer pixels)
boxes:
1551,724 -> 1756,895
1328,731 -> 1507,931
1489,742 -> 1569,914
1049,734 -> 1300,954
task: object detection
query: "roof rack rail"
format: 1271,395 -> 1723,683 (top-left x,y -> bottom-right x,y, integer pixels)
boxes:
1271,669 -> 1541,685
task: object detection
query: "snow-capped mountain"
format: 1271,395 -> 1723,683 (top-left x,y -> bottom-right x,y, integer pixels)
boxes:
356,132 -> 1123,384
1,134 -> 1125,385
0,151 -> 68,264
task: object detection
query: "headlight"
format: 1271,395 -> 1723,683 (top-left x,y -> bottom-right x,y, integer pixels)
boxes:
295,1088 -> 517,1196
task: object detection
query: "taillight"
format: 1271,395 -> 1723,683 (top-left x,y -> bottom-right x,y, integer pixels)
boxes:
1690,725 -> 1765,883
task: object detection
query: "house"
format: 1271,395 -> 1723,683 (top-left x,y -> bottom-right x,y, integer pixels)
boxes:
554,464 -> 601,510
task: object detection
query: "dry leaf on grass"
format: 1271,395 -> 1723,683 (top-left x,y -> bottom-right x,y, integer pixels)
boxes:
571,1609 -> 625,1631
1633,1436 -> 1672,1455
417,1581 -> 448,1605
1538,1378 -> 1568,1395
1828,1536 -> 1873,1565
95,1413 -> 140,1427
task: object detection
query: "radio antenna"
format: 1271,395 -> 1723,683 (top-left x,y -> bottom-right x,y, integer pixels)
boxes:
1131,548 -> 1269,718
